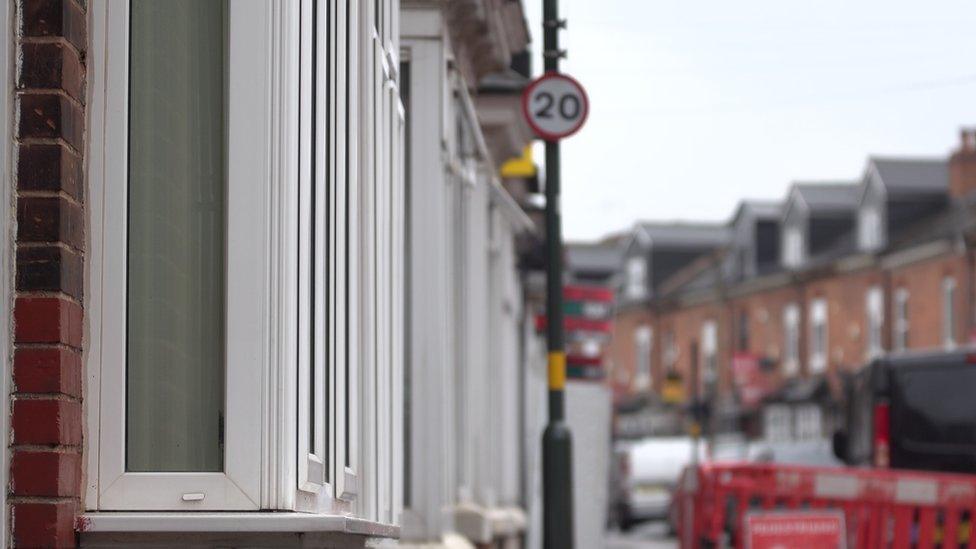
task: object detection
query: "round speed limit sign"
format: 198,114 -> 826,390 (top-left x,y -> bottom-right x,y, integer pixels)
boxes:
522,72 -> 589,141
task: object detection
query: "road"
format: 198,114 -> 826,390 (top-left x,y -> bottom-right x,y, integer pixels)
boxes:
604,521 -> 677,548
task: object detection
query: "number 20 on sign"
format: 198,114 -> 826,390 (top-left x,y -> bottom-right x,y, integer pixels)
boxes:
522,72 -> 589,141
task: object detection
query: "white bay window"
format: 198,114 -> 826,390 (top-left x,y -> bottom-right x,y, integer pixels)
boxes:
87,0 -> 402,526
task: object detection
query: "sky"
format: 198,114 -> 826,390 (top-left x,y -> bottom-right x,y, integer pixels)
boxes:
524,0 -> 976,241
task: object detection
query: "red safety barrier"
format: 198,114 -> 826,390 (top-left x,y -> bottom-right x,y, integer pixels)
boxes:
673,462 -> 976,548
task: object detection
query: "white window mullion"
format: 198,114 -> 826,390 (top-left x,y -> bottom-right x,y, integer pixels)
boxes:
337,0 -> 361,505
297,0 -> 325,497
944,277 -> 957,349
390,76 -> 406,525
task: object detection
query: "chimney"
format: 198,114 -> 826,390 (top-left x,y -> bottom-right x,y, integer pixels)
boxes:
950,127 -> 976,198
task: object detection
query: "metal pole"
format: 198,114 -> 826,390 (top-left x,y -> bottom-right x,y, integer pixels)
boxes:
542,0 -> 574,546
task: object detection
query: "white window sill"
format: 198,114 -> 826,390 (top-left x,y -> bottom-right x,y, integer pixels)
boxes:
451,504 -> 527,543
77,512 -> 399,538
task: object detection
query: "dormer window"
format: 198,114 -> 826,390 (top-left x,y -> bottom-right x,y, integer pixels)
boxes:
625,256 -> 647,299
783,226 -> 804,268
858,205 -> 882,251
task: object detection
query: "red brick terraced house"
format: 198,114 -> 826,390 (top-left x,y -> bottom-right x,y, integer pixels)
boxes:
609,129 -> 976,445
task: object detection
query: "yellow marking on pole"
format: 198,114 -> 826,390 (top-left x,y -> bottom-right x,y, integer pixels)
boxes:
548,351 -> 566,390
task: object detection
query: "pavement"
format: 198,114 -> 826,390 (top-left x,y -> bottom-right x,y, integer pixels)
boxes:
604,520 -> 677,548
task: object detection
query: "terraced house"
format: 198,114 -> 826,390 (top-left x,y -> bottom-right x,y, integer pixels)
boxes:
1,0 -> 545,547
608,128 -> 976,444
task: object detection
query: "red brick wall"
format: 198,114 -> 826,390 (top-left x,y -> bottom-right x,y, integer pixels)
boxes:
729,285 -> 803,375
11,1 -> 87,547
606,306 -> 653,402
643,251 -> 976,409
890,253 -> 972,351
805,268 -> 883,375
659,301 -> 727,395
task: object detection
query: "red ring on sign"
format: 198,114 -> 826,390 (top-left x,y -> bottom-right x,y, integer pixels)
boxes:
521,71 -> 590,142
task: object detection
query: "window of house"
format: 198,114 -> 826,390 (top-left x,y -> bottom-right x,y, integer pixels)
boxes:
794,404 -> 823,440
635,326 -> 653,390
625,256 -> 647,299
663,330 -> 677,373
865,285 -> 884,359
782,303 -> 800,376
943,277 -> 957,349
858,206 -> 882,251
783,226 -> 803,268
87,0 -> 403,520
809,299 -> 827,374
894,288 -> 909,352
701,320 -> 718,385
763,405 -> 792,442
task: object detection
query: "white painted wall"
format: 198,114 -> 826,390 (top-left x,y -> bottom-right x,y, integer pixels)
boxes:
401,13 -> 453,540
566,382 -> 612,549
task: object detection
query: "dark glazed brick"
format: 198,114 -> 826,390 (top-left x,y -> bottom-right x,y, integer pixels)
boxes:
20,41 -> 85,103
17,143 -> 83,200
17,196 -> 84,249
18,93 -> 84,151
22,0 -> 87,53
17,246 -> 83,299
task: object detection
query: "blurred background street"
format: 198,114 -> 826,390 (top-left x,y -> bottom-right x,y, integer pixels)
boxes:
605,521 -> 676,548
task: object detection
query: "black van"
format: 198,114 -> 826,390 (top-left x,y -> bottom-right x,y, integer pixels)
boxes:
834,349 -> 976,473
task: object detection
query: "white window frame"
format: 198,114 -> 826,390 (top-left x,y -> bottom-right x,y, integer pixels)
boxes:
634,325 -> 652,390
663,330 -> 677,373
783,226 -> 803,268
701,320 -> 717,384
893,288 -> 909,352
87,0 -> 402,521
943,277 -> 957,349
782,303 -> 800,376
87,0 -> 278,511
858,206 -> 882,251
865,285 -> 884,359
808,298 -> 827,374
794,404 -> 823,441
625,256 -> 647,299
763,405 -> 792,442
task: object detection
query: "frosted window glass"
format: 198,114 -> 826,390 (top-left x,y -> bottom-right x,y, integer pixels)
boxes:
126,0 -> 227,473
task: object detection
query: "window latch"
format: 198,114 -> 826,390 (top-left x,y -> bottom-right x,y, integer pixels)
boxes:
182,493 -> 206,502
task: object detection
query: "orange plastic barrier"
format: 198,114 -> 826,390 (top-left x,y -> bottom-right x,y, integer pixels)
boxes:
673,462 -> 976,548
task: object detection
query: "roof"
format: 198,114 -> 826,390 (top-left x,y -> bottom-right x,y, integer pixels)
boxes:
871,157 -> 948,196
886,195 -> 976,250
634,221 -> 730,249
792,182 -> 860,212
656,251 -> 725,298
730,200 -> 781,225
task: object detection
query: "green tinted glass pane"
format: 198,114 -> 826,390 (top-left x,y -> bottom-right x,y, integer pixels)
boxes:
126,0 -> 227,473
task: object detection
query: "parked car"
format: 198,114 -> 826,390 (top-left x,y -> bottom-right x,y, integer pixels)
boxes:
613,436 -> 704,530
833,349 -> 976,473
